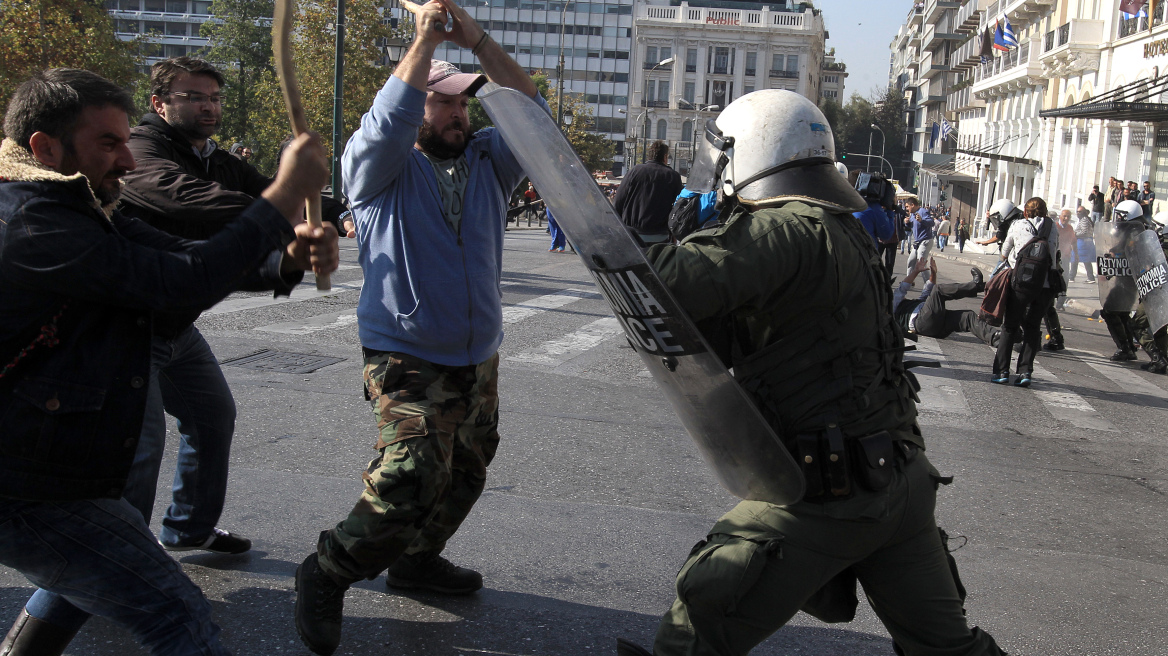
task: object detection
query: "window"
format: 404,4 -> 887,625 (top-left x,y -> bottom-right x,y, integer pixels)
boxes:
681,120 -> 693,143
603,50 -> 629,59
117,19 -> 139,32
192,0 -> 211,13
164,44 -> 186,58
711,80 -> 727,107
786,54 -> 799,71
657,119 -> 667,140
646,46 -> 658,66
165,22 -> 186,35
504,21 -> 518,30
119,0 -> 140,9
686,48 -> 698,72
660,47 -> 672,63
745,51 -> 756,75
165,0 -> 185,12
684,82 -> 695,104
823,75 -> 837,83
771,53 -> 783,71
713,47 -> 729,74
143,0 -> 165,11
744,84 -> 754,95
657,80 -> 670,104
144,20 -> 164,33
646,80 -> 655,103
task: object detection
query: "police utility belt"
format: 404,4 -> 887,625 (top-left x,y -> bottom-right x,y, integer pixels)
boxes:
791,425 -> 916,503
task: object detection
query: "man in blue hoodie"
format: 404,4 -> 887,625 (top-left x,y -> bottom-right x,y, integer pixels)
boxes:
292,0 -> 548,653
904,197 -> 935,283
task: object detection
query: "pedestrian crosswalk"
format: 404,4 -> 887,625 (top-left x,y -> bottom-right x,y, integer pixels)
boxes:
218,278 -> 1166,436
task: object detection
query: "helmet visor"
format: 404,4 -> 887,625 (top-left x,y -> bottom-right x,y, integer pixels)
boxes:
686,119 -> 733,193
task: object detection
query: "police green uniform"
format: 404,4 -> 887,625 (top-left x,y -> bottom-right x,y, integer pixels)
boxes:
645,201 -> 1005,656
1131,232 -> 1168,366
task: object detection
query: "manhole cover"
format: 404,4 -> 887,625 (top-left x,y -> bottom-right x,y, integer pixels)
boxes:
221,349 -> 345,374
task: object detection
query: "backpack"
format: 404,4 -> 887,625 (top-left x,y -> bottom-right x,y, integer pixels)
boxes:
1010,218 -> 1054,295
668,193 -> 704,241
979,267 -> 1011,327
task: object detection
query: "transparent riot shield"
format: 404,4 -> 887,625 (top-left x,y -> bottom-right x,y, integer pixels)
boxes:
1094,220 -> 1141,312
477,83 -> 804,505
1129,229 -> 1168,334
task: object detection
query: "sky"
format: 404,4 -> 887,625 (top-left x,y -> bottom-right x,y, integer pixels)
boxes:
819,0 -> 913,101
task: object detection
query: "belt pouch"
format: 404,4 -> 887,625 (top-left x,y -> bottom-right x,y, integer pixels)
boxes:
851,431 -> 895,492
794,434 -> 825,499
824,423 -> 851,497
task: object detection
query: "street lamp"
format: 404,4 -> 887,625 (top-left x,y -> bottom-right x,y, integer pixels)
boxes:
555,2 -> 571,129
383,37 -> 408,65
869,123 -> 886,175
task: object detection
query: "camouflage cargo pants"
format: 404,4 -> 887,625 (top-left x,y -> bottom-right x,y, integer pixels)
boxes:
317,350 -> 500,583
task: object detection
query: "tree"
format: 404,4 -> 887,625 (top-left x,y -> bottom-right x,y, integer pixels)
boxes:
201,0 -> 276,158
820,87 -> 907,184
0,0 -> 143,122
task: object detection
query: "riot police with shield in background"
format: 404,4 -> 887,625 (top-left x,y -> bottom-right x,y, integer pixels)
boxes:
1096,200 -> 1148,361
616,90 -> 1007,656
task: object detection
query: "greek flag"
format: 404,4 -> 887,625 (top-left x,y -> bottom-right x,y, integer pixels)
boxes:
994,16 -> 1018,50
1120,0 -> 1148,18
941,118 -> 955,142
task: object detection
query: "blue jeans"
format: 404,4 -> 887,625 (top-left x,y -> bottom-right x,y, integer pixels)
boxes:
26,325 -> 237,631
548,214 -> 567,251
937,235 -> 948,250
1074,238 -> 1097,281
0,498 -> 228,655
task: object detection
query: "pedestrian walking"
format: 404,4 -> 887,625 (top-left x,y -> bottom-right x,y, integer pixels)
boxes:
1071,206 -> 1097,283
1055,209 -> 1076,310
291,2 -> 547,652
937,216 -> 951,251
548,204 -> 568,252
992,197 -> 1060,387
957,219 -> 969,253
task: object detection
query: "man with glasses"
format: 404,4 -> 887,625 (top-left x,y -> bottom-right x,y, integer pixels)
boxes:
115,58 -> 352,558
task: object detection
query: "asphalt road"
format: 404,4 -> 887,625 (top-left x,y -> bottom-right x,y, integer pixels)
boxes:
2,228 -> 1166,656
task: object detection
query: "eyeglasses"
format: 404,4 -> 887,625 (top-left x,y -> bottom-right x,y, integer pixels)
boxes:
170,92 -> 223,106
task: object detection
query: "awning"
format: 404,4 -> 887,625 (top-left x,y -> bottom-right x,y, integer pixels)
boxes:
894,184 -> 917,201
919,159 -> 978,181
954,148 -> 1041,168
1039,75 -> 1168,122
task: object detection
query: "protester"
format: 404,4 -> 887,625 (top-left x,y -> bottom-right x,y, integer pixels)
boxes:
547,204 -> 569,252
956,219 -> 969,253
904,197 -> 935,283
1088,183 -> 1105,222
992,197 -> 1060,386
618,88 -> 1008,656
1071,204 -> 1097,283
1139,180 -> 1156,220
894,257 -> 995,343
613,140 -> 683,245
0,67 -> 335,656
291,1 -> 547,652
1054,209 -> 1076,310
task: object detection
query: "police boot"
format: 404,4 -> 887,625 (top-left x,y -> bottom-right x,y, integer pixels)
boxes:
386,551 -> 483,594
1043,329 -> 1065,351
616,638 -> 653,656
0,608 -> 78,656
1110,349 -> 1138,361
1141,343 -> 1168,374
295,552 -> 349,655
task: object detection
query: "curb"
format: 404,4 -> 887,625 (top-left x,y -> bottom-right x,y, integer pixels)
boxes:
930,250 -> 1102,321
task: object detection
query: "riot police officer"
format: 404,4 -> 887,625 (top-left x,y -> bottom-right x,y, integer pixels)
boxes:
616,91 -> 1007,656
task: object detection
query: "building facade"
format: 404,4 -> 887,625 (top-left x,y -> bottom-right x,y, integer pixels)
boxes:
821,49 -> 847,102
628,0 -> 827,175
444,0 -> 637,173
106,0 -> 214,65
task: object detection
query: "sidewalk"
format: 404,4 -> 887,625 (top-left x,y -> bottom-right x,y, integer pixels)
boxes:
928,241 -> 1104,320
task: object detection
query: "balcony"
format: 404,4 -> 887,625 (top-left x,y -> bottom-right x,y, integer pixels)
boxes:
951,32 -> 982,70
924,0 -> 961,25
643,100 -> 670,108
711,65 -> 729,75
1040,19 -> 1102,77
907,3 -> 924,27
745,68 -> 756,76
769,69 -> 799,79
637,2 -> 811,32
920,50 -> 951,79
922,22 -> 963,52
643,61 -> 673,70
995,0 -> 1056,25
955,0 -> 988,34
972,37 -> 1043,96
947,84 -> 985,111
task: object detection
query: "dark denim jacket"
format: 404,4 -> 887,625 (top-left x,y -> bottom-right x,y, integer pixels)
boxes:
0,142 -> 296,501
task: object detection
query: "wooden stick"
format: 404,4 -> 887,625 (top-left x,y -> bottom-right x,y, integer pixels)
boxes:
273,0 -> 331,291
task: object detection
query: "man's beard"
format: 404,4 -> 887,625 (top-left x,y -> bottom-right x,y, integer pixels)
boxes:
60,147 -> 124,206
168,112 -> 219,142
417,119 -> 471,160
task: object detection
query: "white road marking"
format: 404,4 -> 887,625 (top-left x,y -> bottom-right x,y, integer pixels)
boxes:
508,317 -> 624,366
1028,361 -> 1118,432
204,280 -> 364,316
911,336 -> 971,416
502,289 -> 600,324
1066,348 -> 1167,403
255,309 -> 358,335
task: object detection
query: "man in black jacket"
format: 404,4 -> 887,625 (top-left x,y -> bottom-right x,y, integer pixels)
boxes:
114,57 -> 352,562
0,68 -> 335,655
614,140 -> 683,245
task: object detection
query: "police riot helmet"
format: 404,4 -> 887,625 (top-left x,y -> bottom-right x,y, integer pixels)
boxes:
1153,211 -> 1168,235
987,198 -> 1020,228
686,90 -> 866,213
1114,199 -> 1144,222
835,162 -> 848,177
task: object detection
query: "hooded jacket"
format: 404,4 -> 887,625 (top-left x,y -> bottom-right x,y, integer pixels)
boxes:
0,139 -> 295,501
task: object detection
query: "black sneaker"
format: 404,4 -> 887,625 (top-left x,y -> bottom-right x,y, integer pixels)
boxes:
1110,350 -> 1138,362
295,553 -> 347,656
616,638 -> 653,656
385,552 -> 483,594
162,528 -> 251,554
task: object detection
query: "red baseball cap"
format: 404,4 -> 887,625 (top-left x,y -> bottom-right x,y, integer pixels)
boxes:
427,60 -> 488,96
